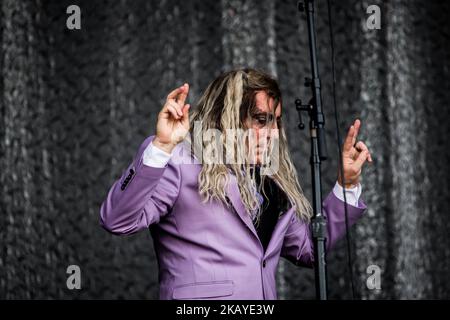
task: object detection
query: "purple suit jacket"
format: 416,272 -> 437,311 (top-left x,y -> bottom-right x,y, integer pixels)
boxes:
100,135 -> 367,300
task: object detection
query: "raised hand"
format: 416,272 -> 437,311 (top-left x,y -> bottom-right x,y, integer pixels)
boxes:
153,83 -> 190,153
338,119 -> 372,188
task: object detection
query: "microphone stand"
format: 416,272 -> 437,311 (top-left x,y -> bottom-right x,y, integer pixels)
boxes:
295,0 -> 329,300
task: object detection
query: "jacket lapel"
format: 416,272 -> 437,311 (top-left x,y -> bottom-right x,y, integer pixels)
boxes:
225,172 -> 259,240
226,171 -> 297,256
264,206 -> 296,257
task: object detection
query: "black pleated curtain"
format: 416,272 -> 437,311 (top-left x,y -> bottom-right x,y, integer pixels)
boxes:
1,0 -> 449,299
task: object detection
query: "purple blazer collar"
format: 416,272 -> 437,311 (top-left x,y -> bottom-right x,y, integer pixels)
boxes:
177,139 -> 295,256
226,172 -> 294,256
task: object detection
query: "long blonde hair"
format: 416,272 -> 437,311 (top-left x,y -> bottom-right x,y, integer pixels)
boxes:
187,68 -> 312,222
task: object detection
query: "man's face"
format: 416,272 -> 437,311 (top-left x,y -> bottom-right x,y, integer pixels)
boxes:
244,90 -> 281,165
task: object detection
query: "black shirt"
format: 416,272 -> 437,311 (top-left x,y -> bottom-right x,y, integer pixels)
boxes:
252,166 -> 289,252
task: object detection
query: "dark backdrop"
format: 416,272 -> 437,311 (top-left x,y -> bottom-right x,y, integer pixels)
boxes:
1,0 -> 449,299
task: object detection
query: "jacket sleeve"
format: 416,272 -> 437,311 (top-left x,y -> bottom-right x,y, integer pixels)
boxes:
280,190 -> 367,267
99,135 -> 181,235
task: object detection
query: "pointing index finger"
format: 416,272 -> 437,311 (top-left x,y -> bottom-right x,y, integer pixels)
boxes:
167,85 -> 185,100
343,124 -> 355,152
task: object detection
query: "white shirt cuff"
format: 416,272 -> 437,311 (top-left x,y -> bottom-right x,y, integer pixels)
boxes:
332,181 -> 362,207
142,141 -> 173,168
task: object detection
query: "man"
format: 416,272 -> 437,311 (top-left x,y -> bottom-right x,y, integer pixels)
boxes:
100,68 -> 372,299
